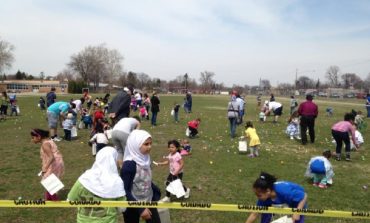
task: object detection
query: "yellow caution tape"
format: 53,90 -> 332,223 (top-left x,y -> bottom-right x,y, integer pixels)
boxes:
0,200 -> 369,219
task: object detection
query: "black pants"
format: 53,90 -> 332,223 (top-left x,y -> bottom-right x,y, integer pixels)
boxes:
123,207 -> 161,223
165,173 -> 187,197
189,127 -> 198,137
300,116 -> 315,144
332,130 -> 351,154
64,129 -> 71,141
96,143 -> 107,154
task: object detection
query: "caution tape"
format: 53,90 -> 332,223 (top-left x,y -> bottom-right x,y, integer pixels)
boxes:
0,200 -> 369,219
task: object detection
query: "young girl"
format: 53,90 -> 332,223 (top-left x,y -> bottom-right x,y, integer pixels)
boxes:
305,149 -> 334,189
286,111 -> 301,140
139,105 -> 148,120
245,172 -> 307,223
172,102 -> 180,123
331,113 -> 359,161
180,139 -> 192,156
30,129 -> 64,200
62,113 -> 74,141
89,128 -> 109,154
120,130 -> 161,223
245,121 -> 261,158
154,140 -> 190,202
68,147 -> 126,223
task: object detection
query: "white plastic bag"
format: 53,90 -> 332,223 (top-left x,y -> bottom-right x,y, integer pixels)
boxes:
78,121 -> 84,129
238,140 -> 248,153
16,106 -> 20,114
71,127 -> 77,138
271,216 -> 293,223
166,179 -> 186,198
170,109 -> 175,116
185,127 -> 190,137
40,173 -> 64,195
92,143 -> 97,155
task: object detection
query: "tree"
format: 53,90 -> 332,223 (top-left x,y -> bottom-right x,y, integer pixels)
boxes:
199,71 -> 215,93
260,79 -> 271,91
0,37 -> 15,73
137,73 -> 150,90
15,70 -> 26,80
364,73 -> 370,91
297,76 -> 315,89
117,72 -> 127,88
127,71 -> 138,87
68,44 -> 124,90
341,73 -> 363,89
326,65 -> 340,87
55,69 -> 75,82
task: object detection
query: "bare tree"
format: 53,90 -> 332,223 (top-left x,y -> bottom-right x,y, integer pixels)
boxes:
127,71 -> 138,87
55,69 -> 75,82
341,73 -> 363,89
103,49 -> 124,90
0,37 -> 15,73
199,71 -> 215,93
260,79 -> 271,91
137,73 -> 150,90
326,65 -> 340,87
363,73 -> 370,91
297,76 -> 315,89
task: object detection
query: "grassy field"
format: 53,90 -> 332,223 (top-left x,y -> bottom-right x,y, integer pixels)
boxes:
0,94 -> 369,223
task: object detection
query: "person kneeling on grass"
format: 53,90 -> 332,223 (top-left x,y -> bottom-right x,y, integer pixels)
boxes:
187,118 -> 201,138
304,149 -> 334,189
68,147 -> 126,223
245,172 -> 307,223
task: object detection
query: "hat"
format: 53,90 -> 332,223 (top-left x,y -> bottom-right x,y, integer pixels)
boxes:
123,87 -> 129,92
67,113 -> 73,119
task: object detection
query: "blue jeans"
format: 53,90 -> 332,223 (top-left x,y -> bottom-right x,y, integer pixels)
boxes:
229,117 -> 237,138
367,105 -> 370,117
151,111 -> 158,125
174,112 -> 179,122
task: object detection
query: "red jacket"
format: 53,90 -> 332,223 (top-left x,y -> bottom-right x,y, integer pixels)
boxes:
188,120 -> 199,129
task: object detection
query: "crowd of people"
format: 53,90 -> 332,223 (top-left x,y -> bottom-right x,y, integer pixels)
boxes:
20,87 -> 368,223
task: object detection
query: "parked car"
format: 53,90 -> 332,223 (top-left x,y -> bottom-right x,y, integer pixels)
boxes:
330,93 -> 341,98
318,92 -> 327,97
343,93 -> 356,98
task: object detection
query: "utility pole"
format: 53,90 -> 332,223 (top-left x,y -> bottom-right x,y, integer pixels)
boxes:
184,73 -> 188,93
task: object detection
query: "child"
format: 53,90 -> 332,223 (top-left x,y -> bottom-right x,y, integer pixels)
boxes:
139,105 -> 148,120
154,139 -> 190,202
245,172 -> 307,223
120,130 -> 161,223
173,102 -> 180,123
68,147 -> 126,222
30,129 -> 64,200
62,113 -> 74,141
81,109 -> 92,129
331,113 -> 359,161
89,128 -> 109,154
305,149 -> 334,189
187,118 -> 201,138
258,111 -> 266,122
326,107 -> 333,116
245,121 -> 261,158
286,111 -> 301,140
39,97 -> 46,110
354,111 -> 366,131
180,139 -> 192,156
10,99 -> 18,116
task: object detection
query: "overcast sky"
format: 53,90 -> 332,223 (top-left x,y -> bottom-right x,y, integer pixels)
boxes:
1,0 -> 370,86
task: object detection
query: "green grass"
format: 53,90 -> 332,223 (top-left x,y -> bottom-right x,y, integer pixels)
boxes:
0,94 -> 369,223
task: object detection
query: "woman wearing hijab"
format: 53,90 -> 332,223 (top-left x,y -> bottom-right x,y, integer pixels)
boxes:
227,95 -> 240,138
121,129 -> 161,223
67,147 -> 126,223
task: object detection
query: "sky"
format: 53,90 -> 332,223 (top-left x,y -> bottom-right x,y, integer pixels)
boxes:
1,0 -> 370,87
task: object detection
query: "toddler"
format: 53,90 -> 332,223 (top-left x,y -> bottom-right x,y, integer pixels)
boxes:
10,100 -> 18,116
62,113 -> 74,141
173,102 -> 180,123
39,97 -> 46,110
245,121 -> 261,158
305,149 -> 334,189
326,107 -> 333,116
180,139 -> 192,156
351,124 -> 364,150
187,118 -> 201,138
154,139 -> 190,202
286,111 -> 301,140
81,109 -> 92,129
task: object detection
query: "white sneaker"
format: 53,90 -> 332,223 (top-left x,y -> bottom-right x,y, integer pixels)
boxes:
184,188 -> 190,198
295,136 -> 301,140
160,196 -> 171,202
52,137 -> 62,142
290,136 -> 294,140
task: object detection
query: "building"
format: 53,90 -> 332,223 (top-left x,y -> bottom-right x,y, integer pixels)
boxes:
0,80 -> 68,93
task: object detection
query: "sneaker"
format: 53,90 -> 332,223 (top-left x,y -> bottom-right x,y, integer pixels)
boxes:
295,136 -> 301,140
184,188 -> 190,199
52,137 -> 62,142
248,154 -> 255,158
290,136 -> 294,140
160,196 -> 171,202
312,182 -> 319,187
335,155 -> 341,161
318,184 -> 327,189
345,155 -> 351,161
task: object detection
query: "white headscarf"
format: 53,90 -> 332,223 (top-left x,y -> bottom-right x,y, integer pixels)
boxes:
78,146 -> 125,198
123,129 -> 152,168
